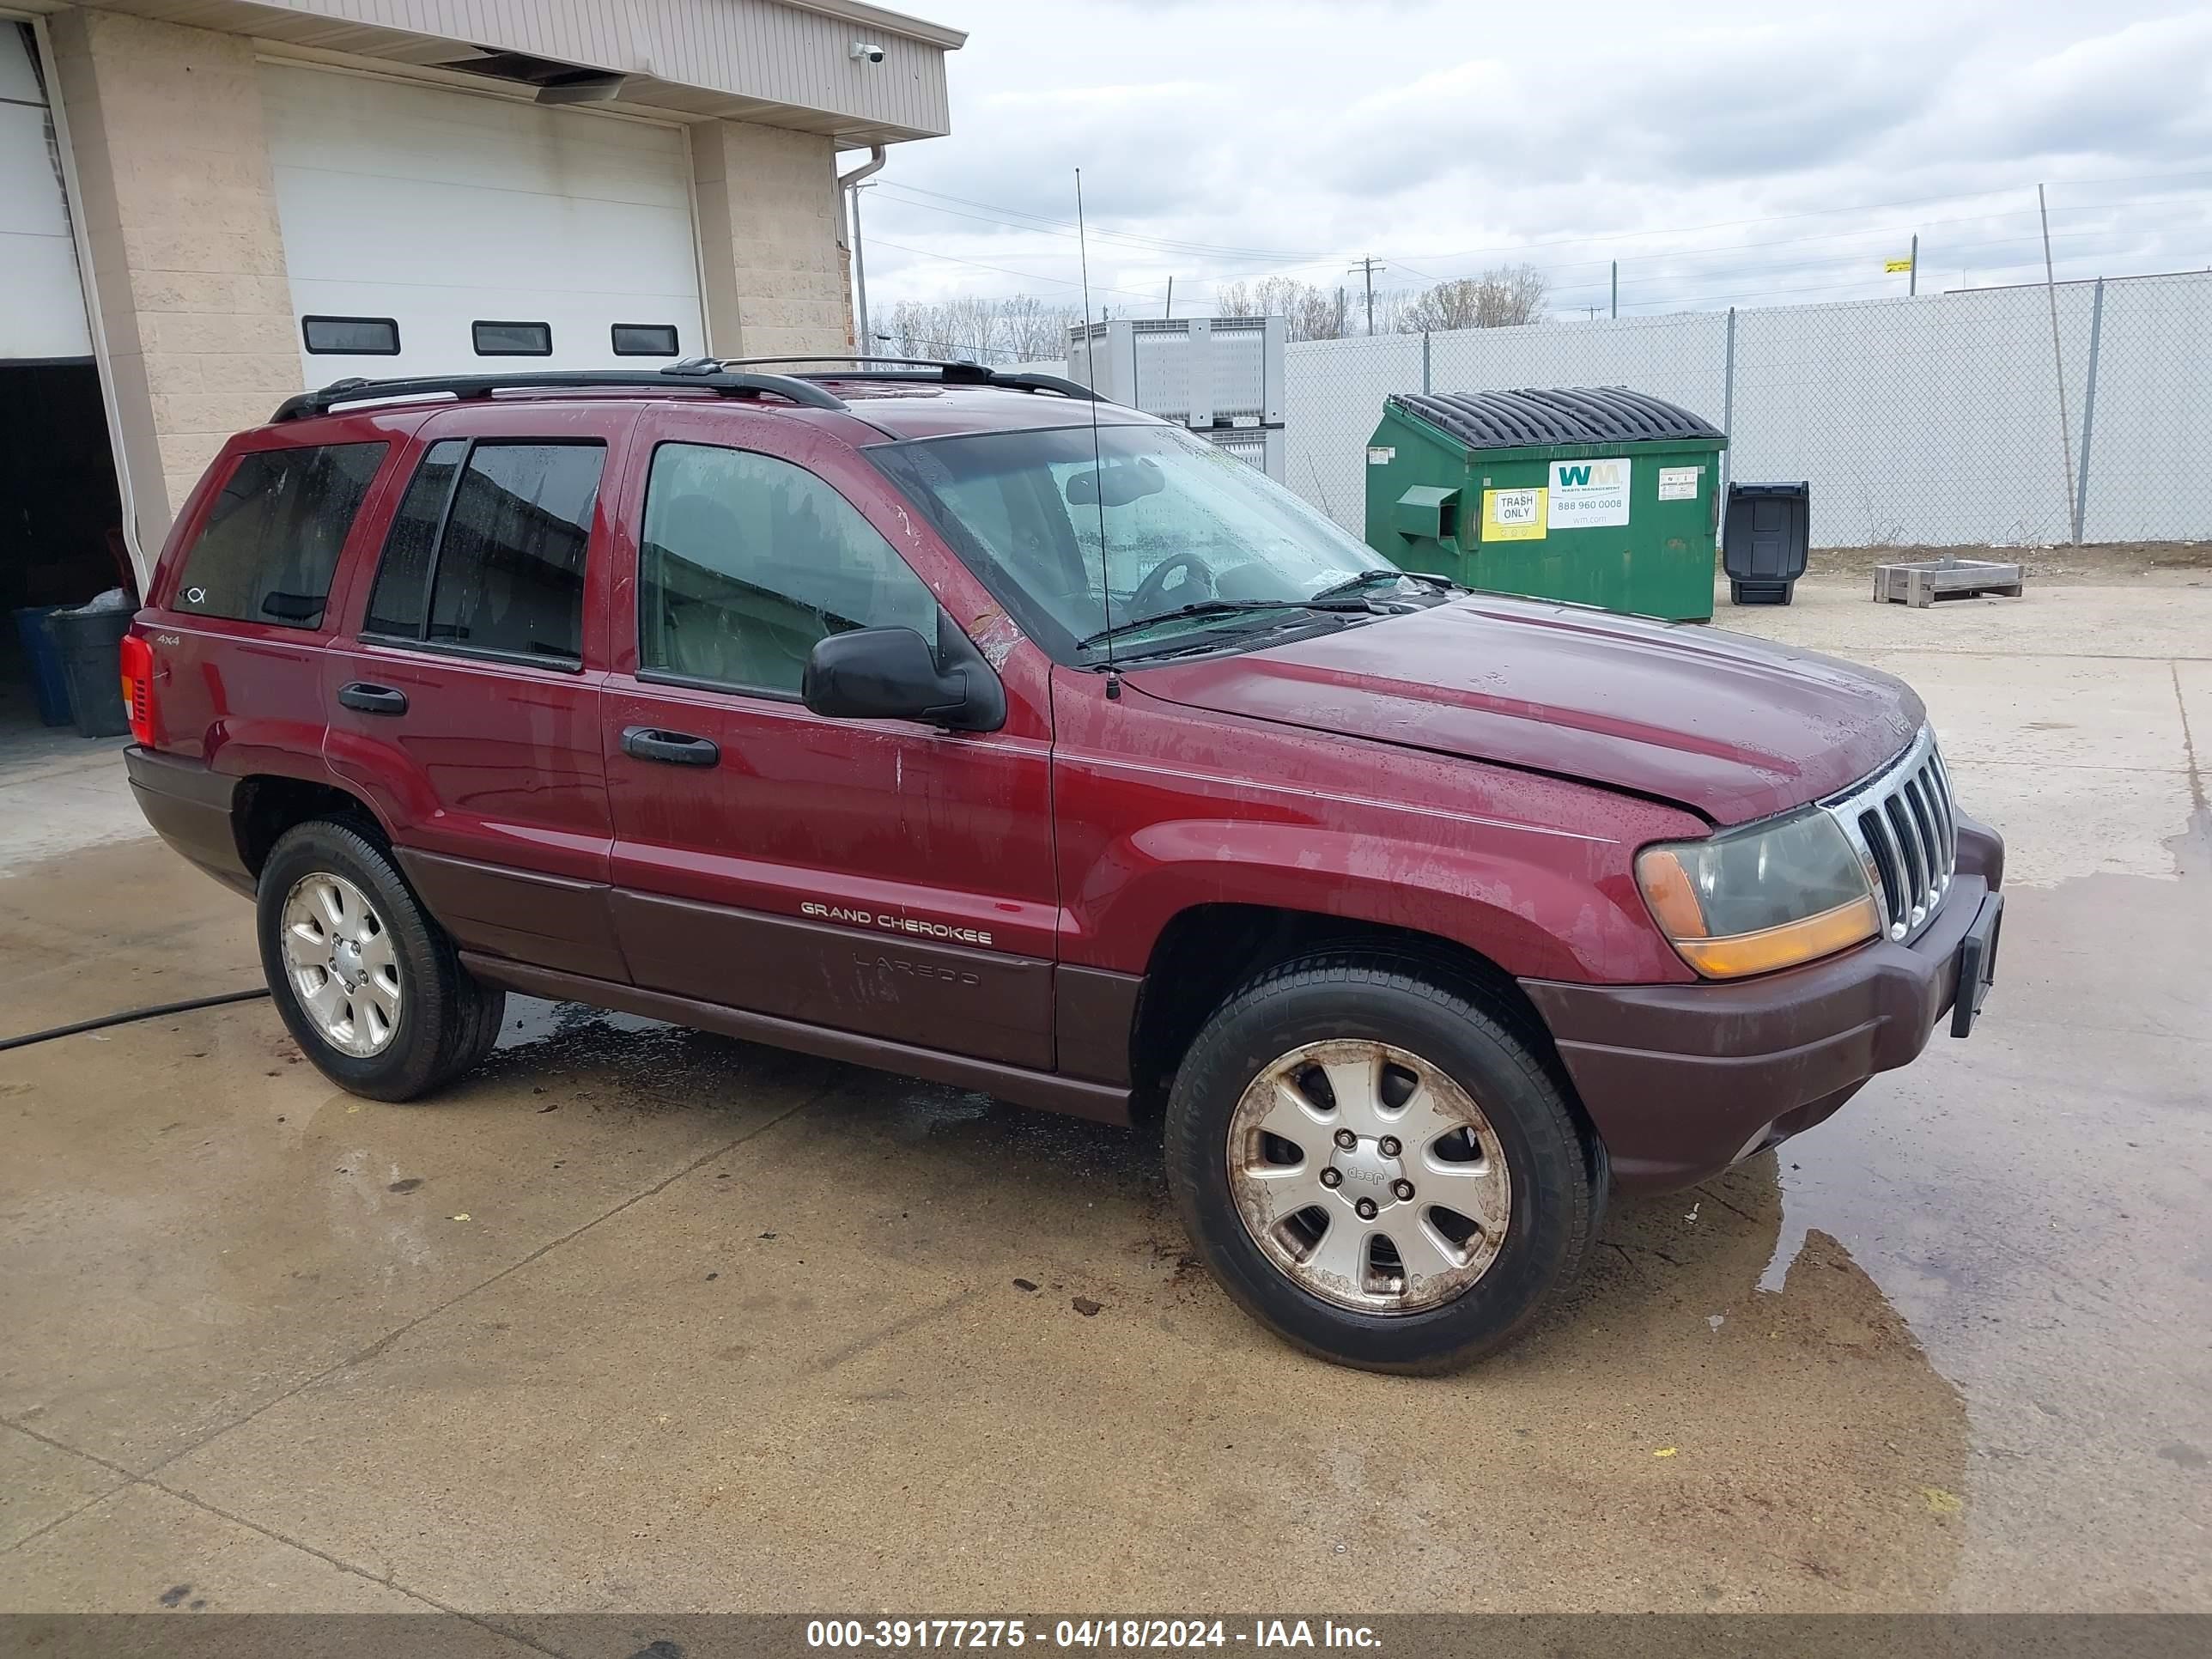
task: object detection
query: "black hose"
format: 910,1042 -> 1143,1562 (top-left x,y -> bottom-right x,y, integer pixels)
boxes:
0,988 -> 270,1054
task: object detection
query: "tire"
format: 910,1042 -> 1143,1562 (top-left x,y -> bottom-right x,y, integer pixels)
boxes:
256,820 -> 505,1102
1165,950 -> 1596,1374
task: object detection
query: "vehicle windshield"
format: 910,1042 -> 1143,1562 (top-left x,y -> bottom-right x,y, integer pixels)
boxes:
868,423 -> 1404,661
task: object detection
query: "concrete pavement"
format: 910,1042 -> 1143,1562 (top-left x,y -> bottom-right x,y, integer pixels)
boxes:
1,574 -> 2206,1615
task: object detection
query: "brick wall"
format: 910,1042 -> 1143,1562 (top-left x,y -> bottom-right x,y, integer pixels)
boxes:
47,9 -> 302,541
693,120 -> 853,359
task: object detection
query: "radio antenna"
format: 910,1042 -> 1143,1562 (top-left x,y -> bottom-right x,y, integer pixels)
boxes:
1075,167 -> 1118,693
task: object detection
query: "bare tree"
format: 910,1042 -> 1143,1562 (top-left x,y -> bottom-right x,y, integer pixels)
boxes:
1396,264 -> 1551,332
997,294 -> 1084,359
1215,277 -> 1355,342
876,294 -> 1082,362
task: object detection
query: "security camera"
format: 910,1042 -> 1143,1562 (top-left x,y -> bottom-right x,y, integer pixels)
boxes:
851,41 -> 885,63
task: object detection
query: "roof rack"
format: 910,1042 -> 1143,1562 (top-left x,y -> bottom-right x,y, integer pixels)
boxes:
270,367 -> 848,423
707,355 -> 1103,402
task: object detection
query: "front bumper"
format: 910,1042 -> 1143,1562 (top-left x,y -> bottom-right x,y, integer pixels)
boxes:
1522,812 -> 2004,1194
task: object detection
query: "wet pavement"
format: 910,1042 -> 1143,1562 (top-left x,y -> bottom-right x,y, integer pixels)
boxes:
1,575 -> 2207,1613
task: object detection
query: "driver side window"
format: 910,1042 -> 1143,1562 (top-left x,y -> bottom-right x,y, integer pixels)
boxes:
638,443 -> 943,697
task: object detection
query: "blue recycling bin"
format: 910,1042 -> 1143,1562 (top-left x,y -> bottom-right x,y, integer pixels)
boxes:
13,605 -> 75,726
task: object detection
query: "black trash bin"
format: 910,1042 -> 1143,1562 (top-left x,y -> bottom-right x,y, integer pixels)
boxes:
1723,481 -> 1810,605
46,603 -> 133,738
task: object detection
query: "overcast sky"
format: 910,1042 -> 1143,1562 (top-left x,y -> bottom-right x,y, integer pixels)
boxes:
848,0 -> 2212,324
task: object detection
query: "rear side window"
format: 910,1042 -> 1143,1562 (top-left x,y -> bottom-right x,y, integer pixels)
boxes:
172,442 -> 388,629
362,439 -> 605,665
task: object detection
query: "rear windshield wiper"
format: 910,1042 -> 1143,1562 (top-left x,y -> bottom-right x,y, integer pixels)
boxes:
1076,598 -> 1375,653
1309,568 -> 1461,602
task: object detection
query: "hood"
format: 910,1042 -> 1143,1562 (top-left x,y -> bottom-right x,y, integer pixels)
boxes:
1125,596 -> 1923,825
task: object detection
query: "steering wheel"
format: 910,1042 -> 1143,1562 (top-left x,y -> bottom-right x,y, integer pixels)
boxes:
1127,550 -> 1216,619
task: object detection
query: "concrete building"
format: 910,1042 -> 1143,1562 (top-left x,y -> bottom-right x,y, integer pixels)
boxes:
0,0 -> 963,632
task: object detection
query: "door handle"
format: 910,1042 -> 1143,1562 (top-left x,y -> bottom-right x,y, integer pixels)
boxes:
337,682 -> 409,716
621,726 -> 720,767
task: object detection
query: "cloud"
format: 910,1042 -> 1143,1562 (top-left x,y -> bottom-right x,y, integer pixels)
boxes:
855,0 -> 2212,319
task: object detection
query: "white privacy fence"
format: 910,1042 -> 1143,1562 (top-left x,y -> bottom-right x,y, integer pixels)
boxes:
1279,270 -> 2212,549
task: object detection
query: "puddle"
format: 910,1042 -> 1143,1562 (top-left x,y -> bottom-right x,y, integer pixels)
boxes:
1736,857 -> 2212,1607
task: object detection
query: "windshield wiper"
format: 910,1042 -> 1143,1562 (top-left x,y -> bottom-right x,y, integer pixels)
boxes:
1076,598 -> 1375,653
1309,568 -> 1461,602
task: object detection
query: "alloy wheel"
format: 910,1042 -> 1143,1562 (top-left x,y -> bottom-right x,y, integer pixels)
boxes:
279,872 -> 401,1058
1225,1038 -> 1511,1314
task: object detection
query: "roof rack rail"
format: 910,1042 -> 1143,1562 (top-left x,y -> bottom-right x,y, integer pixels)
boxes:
270,367 -> 848,423
705,355 -> 1103,402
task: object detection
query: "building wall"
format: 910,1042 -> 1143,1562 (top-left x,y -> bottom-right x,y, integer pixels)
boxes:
46,9 -> 876,555
693,118 -> 853,359
47,7 -> 302,540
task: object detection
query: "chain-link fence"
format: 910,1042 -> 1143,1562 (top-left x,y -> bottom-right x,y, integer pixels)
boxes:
1281,270 -> 2212,549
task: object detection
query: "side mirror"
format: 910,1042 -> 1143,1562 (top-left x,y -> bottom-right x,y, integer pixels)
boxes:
801,626 -> 1006,732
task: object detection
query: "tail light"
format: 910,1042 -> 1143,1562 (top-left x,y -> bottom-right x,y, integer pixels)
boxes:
118,632 -> 155,746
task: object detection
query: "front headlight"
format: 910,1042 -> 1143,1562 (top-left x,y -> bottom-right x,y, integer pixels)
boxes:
1635,810 -> 1881,978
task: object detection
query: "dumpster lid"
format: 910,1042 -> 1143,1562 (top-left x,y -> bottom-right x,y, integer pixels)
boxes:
1389,386 -> 1723,451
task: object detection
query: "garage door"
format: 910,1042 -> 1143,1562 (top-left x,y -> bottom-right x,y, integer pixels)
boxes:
1,23 -> 92,360
261,64 -> 706,380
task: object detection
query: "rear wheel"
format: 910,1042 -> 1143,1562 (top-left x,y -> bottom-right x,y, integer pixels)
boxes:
1166,951 -> 1595,1373
257,821 -> 503,1101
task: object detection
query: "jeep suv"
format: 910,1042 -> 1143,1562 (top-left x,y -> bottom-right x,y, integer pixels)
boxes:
121,360 -> 2003,1373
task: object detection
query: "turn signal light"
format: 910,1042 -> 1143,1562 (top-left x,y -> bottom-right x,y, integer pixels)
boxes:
1666,895 -> 1884,978
118,632 -> 155,746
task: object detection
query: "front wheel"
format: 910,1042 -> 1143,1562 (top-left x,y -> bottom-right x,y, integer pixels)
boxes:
1165,951 -> 1596,1373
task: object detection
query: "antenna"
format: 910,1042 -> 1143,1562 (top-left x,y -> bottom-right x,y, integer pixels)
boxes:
1075,167 -> 1118,693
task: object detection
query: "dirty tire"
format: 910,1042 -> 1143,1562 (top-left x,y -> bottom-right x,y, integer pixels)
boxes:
256,820 -> 504,1103
1165,951 -> 1594,1374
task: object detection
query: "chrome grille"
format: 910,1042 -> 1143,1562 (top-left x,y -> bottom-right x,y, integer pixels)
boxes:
1822,726 -> 1958,943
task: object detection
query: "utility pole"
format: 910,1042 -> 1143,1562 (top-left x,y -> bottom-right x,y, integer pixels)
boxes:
2038,184 -> 2077,538
1164,276 -> 1174,320
1350,257 -> 1383,335
850,180 -> 873,355
1610,261 -> 1617,319
1909,233 -> 1918,297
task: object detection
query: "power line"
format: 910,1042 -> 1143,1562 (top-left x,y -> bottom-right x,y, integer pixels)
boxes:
862,235 -> 1160,301
872,180 -> 1339,261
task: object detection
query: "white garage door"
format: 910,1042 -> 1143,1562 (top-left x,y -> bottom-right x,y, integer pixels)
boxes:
1,23 -> 92,360
261,64 -> 706,381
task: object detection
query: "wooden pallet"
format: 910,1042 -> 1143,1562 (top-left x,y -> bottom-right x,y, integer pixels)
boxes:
1873,558 -> 2026,607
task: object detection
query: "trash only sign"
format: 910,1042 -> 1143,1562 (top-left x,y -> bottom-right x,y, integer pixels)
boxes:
1548,459 -> 1632,527
1481,487 -> 1547,541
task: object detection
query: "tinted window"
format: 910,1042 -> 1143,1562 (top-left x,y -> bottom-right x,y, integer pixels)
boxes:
302,315 -> 399,355
361,440 -> 603,664
472,320 -> 551,356
639,443 -> 940,696
362,439 -> 465,638
611,324 -> 680,356
173,442 -> 388,629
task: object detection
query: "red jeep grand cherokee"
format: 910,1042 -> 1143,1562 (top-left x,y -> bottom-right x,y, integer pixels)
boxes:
121,361 -> 2002,1372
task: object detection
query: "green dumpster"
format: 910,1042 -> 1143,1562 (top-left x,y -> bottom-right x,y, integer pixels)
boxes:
1364,387 -> 1728,622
